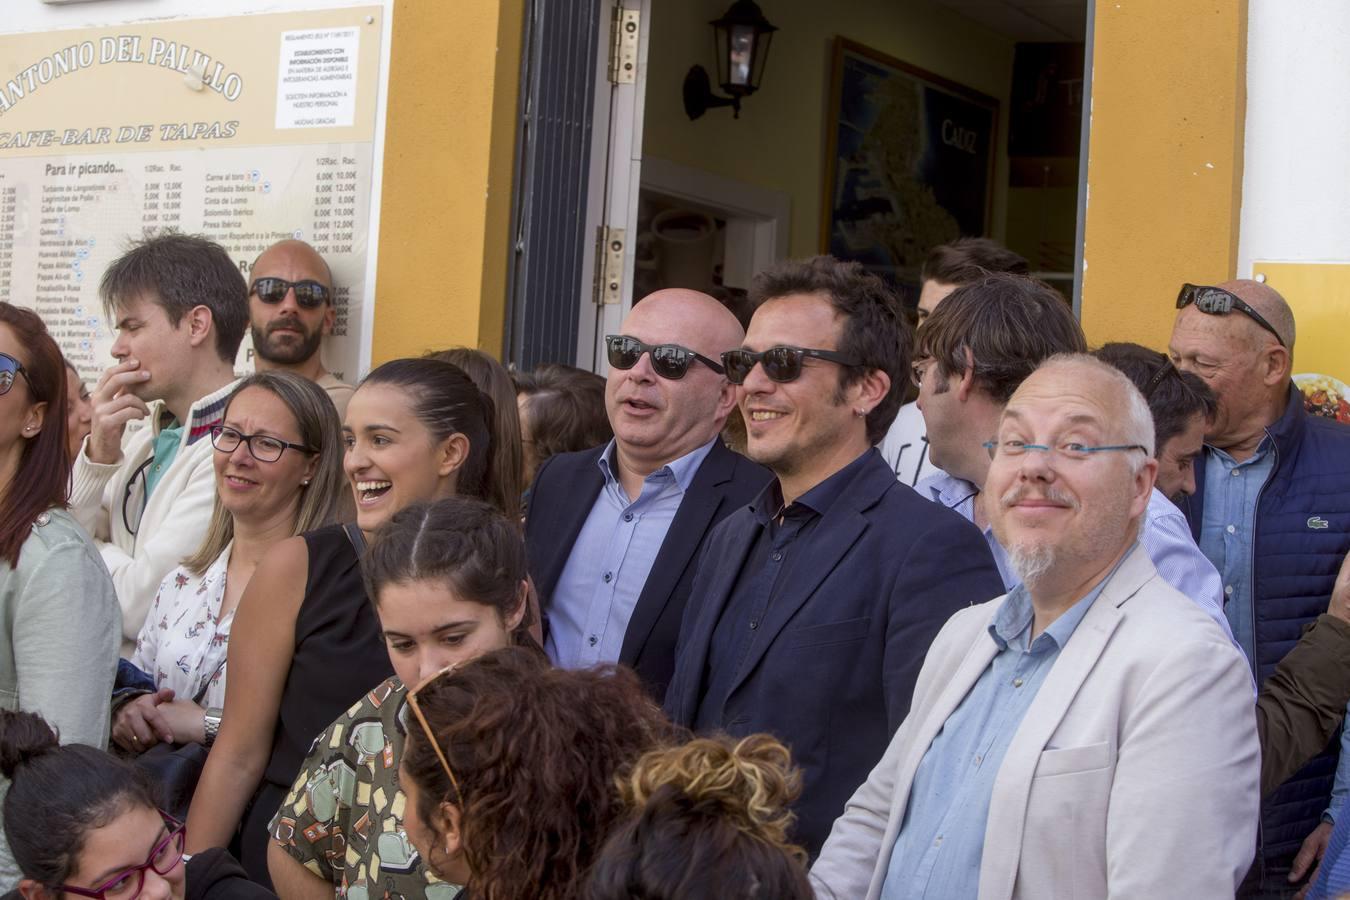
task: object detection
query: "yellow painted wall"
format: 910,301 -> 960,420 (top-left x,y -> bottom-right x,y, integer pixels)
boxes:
1079,0 -> 1247,351
642,0 -> 1016,259
370,0 -> 523,363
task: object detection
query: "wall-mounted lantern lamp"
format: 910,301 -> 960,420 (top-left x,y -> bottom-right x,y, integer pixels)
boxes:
683,0 -> 778,120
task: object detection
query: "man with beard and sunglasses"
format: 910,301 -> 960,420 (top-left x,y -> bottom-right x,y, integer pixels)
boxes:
247,239 -> 354,418
524,289 -> 771,699
663,256 -> 1004,858
810,355 -> 1260,899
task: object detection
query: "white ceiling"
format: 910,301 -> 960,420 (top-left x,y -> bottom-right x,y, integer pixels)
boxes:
928,0 -> 1088,41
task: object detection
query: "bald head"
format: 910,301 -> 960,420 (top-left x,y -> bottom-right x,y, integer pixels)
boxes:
251,239 -> 333,290
1213,279 -> 1295,350
1031,354 -> 1155,457
624,289 -> 744,361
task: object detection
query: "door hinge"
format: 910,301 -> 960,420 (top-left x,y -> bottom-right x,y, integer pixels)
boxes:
608,6 -> 640,84
594,226 -> 625,306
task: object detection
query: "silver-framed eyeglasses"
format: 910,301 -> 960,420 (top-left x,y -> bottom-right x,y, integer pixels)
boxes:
210,425 -> 317,462
983,439 -> 1148,462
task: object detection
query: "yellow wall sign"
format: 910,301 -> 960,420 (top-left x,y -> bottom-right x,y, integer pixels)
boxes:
1252,261 -> 1350,424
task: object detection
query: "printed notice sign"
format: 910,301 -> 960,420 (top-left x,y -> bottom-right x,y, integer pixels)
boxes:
0,8 -> 383,381
276,27 -> 360,130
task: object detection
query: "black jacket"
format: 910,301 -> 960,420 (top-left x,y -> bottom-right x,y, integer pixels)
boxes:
525,439 -> 771,697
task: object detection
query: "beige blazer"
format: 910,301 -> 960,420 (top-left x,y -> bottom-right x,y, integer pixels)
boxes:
810,544 -> 1259,900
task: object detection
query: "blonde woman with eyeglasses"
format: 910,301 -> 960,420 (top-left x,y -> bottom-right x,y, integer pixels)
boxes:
111,372 -> 344,756
266,497 -> 535,900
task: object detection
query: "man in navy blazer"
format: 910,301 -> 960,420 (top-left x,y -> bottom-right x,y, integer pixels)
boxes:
664,256 -> 1005,858
525,289 -> 771,698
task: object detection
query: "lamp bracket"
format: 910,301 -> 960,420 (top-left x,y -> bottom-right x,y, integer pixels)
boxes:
683,65 -> 740,120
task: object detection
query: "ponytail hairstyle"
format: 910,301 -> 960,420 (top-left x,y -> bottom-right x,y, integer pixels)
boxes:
424,348 -> 523,518
0,710 -> 158,889
363,497 -> 534,642
0,303 -> 71,566
358,359 -> 505,515
584,734 -> 814,900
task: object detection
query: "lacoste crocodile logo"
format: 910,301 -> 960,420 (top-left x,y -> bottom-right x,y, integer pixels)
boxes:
1308,516 -> 1330,530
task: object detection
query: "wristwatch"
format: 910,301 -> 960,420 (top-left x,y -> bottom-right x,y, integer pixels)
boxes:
203,708 -> 224,746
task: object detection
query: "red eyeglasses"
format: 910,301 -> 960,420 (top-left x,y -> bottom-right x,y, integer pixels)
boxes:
58,813 -> 185,900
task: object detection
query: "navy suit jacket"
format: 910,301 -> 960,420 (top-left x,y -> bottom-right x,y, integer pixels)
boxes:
525,439 -> 772,697
663,449 -> 1005,858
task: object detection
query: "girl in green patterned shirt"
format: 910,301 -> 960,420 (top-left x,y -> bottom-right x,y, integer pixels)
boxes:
267,497 -> 533,900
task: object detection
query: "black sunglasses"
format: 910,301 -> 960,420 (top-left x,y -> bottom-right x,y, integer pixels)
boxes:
0,352 -> 31,397
604,335 -> 725,380
721,346 -> 860,385
1176,283 -> 1286,348
250,277 -> 331,309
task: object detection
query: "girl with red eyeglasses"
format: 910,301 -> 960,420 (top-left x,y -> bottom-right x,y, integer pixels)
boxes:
0,709 -> 269,900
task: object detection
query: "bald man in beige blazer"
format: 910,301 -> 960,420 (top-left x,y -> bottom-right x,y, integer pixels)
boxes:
811,356 -> 1259,900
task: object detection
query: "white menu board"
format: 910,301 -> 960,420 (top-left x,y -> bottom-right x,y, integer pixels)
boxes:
0,8 -> 383,383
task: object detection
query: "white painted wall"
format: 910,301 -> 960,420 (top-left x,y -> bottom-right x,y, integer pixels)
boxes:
1237,0 -> 1350,272
2,0 -> 395,376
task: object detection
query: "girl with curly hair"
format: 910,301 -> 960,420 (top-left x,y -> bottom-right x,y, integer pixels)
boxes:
584,733 -> 814,900
399,647 -> 676,900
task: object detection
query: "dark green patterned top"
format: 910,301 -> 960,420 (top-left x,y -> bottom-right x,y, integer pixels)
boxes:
269,677 -> 461,900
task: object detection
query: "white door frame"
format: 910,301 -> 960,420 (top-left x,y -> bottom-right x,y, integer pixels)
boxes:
574,0 -> 651,371
639,156 -> 791,291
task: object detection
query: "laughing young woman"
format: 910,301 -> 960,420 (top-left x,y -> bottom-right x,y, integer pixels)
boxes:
185,359 -> 509,885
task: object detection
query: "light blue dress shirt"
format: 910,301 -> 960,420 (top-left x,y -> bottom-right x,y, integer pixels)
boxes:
544,438 -> 715,670
1198,439 -> 1275,668
879,563 -> 1118,899
916,472 -> 1238,650
1200,440 -> 1350,828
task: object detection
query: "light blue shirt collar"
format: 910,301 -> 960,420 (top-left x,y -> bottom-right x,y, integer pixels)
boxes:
989,544 -> 1138,653
596,437 -> 717,494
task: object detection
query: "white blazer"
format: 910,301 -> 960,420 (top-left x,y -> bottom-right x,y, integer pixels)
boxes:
810,544 -> 1259,900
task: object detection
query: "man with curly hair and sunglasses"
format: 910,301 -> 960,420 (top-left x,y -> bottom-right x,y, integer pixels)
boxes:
524,289 -> 771,699
663,255 -> 1004,858
246,239 -> 354,418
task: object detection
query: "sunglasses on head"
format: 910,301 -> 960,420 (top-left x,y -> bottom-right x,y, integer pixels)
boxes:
1176,283 -> 1286,348
720,346 -> 860,385
406,665 -> 462,800
0,352 -> 30,398
604,335 -> 725,380
250,277 -> 331,309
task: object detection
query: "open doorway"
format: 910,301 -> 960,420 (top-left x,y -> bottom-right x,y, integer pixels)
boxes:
529,0 -> 1091,370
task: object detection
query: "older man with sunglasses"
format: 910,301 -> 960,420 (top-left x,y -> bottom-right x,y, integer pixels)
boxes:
663,256 -> 1003,858
247,239 -> 354,418
523,289 -> 771,698
1169,280 -> 1350,897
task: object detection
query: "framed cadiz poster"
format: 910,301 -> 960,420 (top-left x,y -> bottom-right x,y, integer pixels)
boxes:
821,37 -> 998,298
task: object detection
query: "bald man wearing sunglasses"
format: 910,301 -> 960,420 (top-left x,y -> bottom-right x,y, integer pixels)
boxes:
663,256 -> 1003,858
247,239 -> 354,418
523,289 -> 771,699
1169,280 -> 1350,896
